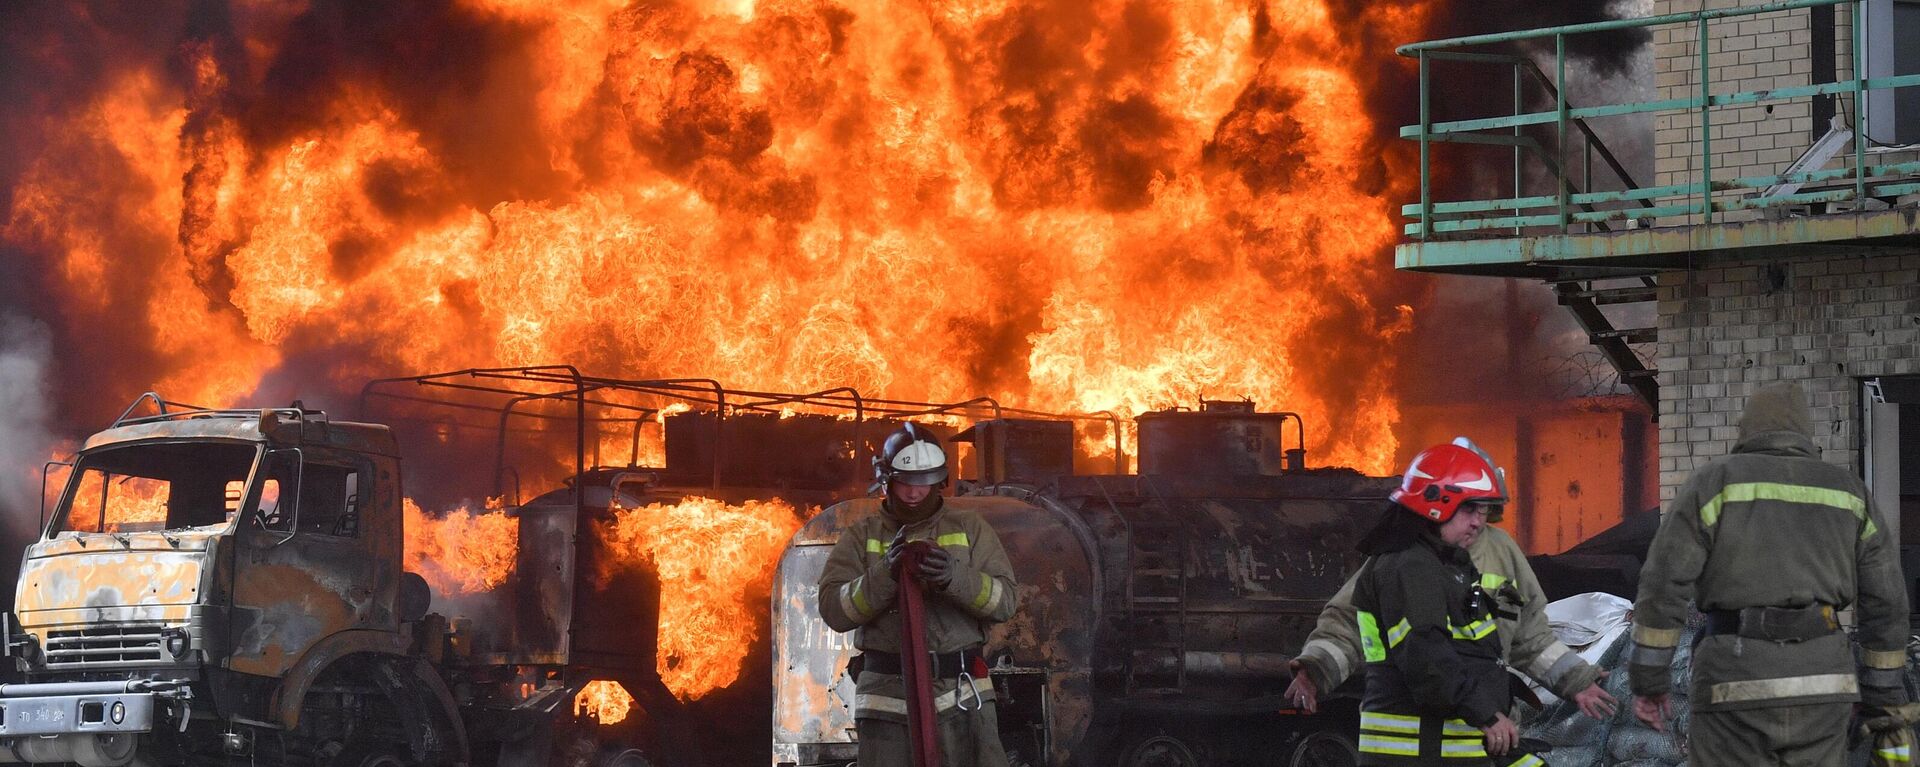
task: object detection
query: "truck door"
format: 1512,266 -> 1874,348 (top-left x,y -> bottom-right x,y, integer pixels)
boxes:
228,446 -> 397,677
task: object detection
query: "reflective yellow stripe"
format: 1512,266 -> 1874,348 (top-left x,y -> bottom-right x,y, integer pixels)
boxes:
1509,755 -> 1546,767
854,678 -> 997,716
1360,711 -> 1421,734
1633,623 -> 1681,648
1449,615 -> 1496,641
1878,745 -> 1912,763
866,538 -> 886,554
937,532 -> 969,547
1707,673 -> 1858,705
1698,482 -> 1873,538
1386,618 -> 1411,648
972,573 -> 1000,611
842,579 -> 872,618
1358,734 -> 1420,756
1866,648 -> 1908,670
1479,573 -> 1508,590
1358,612 -> 1385,662
1440,739 -> 1487,758
1440,719 -> 1478,737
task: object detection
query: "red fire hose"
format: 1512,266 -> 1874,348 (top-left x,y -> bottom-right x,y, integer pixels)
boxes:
893,540 -> 941,767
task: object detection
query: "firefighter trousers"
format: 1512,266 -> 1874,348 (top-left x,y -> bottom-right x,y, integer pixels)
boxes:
1690,703 -> 1851,767
855,701 -> 1008,767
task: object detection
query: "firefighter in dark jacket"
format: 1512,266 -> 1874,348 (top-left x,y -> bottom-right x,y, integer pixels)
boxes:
1629,382 -> 1909,766
1352,442 -> 1521,766
816,424 -> 1018,767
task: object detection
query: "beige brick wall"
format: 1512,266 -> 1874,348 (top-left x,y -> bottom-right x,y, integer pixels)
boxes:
1655,251 -> 1920,501
1652,0 -> 1920,222
1654,0 -> 1821,222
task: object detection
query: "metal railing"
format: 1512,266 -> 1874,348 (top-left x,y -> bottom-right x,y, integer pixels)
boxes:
358,366 -> 1129,497
1399,0 -> 1920,239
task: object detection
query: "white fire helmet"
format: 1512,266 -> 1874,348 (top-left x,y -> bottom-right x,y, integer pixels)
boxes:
875,423 -> 948,489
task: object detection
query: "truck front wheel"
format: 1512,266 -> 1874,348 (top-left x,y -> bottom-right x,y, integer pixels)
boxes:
332,743 -> 412,767
600,748 -> 652,767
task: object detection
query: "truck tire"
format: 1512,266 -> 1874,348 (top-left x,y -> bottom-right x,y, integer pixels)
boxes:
70,733 -> 138,767
1286,731 -> 1356,767
333,743 -> 412,767
600,748 -> 653,767
1121,734 -> 1201,767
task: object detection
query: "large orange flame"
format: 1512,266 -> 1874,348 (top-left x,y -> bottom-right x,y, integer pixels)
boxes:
575,680 -> 636,726
62,471 -> 170,532
404,498 -> 520,595
3,0 -> 1436,474
597,496 -> 805,700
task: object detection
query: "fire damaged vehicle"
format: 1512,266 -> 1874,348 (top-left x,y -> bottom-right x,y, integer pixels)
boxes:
2,395 -> 676,767
2,370 -> 979,767
773,404 -> 1395,767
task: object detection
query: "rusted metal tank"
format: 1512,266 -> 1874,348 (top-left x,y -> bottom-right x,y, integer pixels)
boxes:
772,469 -> 1394,767
1136,400 -> 1309,478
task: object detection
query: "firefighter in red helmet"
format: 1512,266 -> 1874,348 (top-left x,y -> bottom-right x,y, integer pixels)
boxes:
816,423 -> 1018,767
1287,437 -> 1614,732
1349,443 -> 1522,766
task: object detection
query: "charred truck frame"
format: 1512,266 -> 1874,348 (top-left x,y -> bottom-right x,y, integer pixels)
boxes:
1,367 -> 1126,767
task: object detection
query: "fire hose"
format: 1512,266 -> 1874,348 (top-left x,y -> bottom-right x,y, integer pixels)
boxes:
893,539 -> 941,767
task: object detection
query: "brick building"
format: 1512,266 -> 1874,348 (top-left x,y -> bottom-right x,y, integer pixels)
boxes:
1395,0 -> 1920,546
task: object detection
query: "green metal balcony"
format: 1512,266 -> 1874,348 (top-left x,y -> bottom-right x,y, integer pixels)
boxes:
1395,0 -> 1920,281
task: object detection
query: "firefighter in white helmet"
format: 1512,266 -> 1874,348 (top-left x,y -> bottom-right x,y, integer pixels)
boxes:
817,423 -> 1018,766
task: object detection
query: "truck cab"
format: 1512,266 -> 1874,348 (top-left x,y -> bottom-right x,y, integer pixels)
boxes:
4,397 -> 460,766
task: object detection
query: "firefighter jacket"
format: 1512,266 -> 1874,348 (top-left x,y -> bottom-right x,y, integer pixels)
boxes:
816,497 -> 1019,724
1353,534 -> 1510,764
1297,526 -> 1600,702
1629,383 -> 1909,712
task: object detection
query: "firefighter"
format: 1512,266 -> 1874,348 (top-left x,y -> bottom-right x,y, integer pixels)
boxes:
816,423 -> 1018,767
1286,438 -> 1618,728
1628,382 -> 1909,766
1344,442 -> 1519,766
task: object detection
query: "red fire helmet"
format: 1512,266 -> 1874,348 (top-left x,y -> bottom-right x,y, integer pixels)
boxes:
1389,443 -> 1508,523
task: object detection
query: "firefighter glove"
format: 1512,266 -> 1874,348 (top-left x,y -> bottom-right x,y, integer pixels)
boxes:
918,546 -> 955,589
1857,703 -> 1920,767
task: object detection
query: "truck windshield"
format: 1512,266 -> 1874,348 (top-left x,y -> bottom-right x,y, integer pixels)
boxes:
55,442 -> 263,535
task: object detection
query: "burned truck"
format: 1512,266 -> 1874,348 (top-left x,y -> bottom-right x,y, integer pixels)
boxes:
0,368 -> 978,767
3,397 -> 474,766
773,403 -> 1397,767
2,391 -> 727,767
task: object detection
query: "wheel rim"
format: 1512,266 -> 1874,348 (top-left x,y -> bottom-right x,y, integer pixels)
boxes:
1288,731 -> 1357,767
603,748 -> 652,767
354,753 -> 406,767
1124,735 -> 1200,767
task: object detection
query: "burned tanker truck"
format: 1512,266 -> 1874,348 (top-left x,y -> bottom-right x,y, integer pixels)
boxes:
0,368 -> 992,767
773,402 -> 1395,767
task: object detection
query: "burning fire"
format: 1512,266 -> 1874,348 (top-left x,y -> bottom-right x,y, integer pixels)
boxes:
63,472 -> 169,532
591,402 -> 688,468
2,0 -> 1437,475
575,680 -> 636,726
597,496 -> 805,700
404,498 -> 520,595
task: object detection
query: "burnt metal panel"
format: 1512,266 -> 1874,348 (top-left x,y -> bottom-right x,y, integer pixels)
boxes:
1136,408 -> 1302,478
952,419 -> 1075,486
